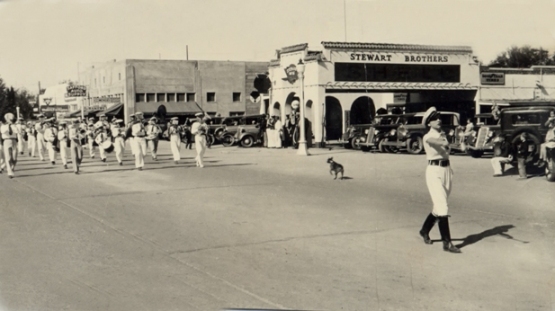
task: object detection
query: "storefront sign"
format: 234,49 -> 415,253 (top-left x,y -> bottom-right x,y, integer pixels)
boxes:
334,51 -> 454,64
93,97 -> 121,104
480,72 -> 505,85
65,84 -> 87,97
41,105 -> 69,112
86,104 -> 107,111
283,64 -> 298,84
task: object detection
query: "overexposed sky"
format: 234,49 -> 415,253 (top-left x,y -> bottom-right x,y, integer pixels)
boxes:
1,0 -> 554,93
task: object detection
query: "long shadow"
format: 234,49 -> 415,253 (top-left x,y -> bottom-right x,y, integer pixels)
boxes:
453,225 -> 528,249
15,166 -> 55,172
201,163 -> 254,168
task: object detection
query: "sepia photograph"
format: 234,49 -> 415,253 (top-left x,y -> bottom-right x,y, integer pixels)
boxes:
0,0 -> 554,310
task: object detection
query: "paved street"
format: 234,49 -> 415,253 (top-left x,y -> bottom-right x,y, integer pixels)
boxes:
1,142 -> 554,311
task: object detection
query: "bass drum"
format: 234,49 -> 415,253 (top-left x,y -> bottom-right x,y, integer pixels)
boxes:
101,140 -> 114,153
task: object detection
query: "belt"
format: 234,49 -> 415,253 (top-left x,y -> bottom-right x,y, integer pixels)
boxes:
428,159 -> 450,167
3,137 -> 17,140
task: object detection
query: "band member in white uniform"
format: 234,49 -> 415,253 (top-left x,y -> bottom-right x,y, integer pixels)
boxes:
86,118 -> 96,159
112,119 -> 126,165
43,120 -> 58,165
95,116 -> 109,162
126,114 -> 136,156
418,107 -> 461,254
35,114 -> 46,161
57,121 -> 69,169
131,112 -> 147,170
68,119 -> 83,174
191,112 -> 208,168
26,121 -> 37,157
15,117 -> 25,155
168,117 -> 181,164
145,117 -> 162,161
0,113 -> 19,178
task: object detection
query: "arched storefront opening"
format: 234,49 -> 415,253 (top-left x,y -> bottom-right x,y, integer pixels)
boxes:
325,96 -> 343,140
349,97 -> 375,125
306,100 -> 314,146
284,92 -> 296,117
272,102 -> 281,116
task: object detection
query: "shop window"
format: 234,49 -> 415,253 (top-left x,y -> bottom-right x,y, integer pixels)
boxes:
136,93 -> 145,102
230,111 -> 245,117
233,92 -> 241,102
334,63 -> 460,83
207,92 -> 216,102
146,93 -> 156,102
156,93 -> 165,102
167,93 -> 176,102
187,93 -> 195,102
177,93 -> 185,102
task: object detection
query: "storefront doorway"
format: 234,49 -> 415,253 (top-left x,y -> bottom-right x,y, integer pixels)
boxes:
350,96 -> 375,125
325,96 -> 343,140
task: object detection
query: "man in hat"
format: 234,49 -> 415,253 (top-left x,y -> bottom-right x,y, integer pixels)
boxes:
145,116 -> 162,161
112,119 -> 126,165
191,112 -> 208,167
131,111 -> 147,170
418,107 -> 461,254
86,117 -> 96,159
57,121 -> 70,169
43,119 -> 58,165
15,117 -> 26,155
26,121 -> 37,157
126,113 -> 136,156
168,117 -> 181,164
68,119 -> 83,174
35,114 -> 47,161
0,113 -> 20,178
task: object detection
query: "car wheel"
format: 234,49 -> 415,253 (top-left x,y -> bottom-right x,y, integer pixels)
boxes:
406,136 -> 424,154
351,136 -> 362,150
240,136 -> 254,148
546,158 -> 555,182
469,150 -> 484,158
214,129 -> 224,141
221,133 -> 235,147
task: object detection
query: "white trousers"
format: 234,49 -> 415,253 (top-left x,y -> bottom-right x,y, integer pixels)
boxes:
27,135 -> 36,157
70,140 -> 82,173
17,134 -> 24,153
46,142 -> 56,162
59,140 -> 68,165
133,137 -> 146,168
195,135 -> 207,167
36,133 -> 45,160
425,165 -> 453,217
88,138 -> 95,158
3,139 -> 17,176
491,157 -> 512,175
170,135 -> 181,161
147,139 -> 159,159
114,137 -> 125,163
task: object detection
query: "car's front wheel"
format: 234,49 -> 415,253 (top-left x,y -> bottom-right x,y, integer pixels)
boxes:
351,136 -> 362,150
406,136 -> 424,154
240,136 -> 254,148
221,133 -> 235,147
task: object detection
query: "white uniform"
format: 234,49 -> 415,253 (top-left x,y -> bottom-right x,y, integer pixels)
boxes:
86,125 -> 95,158
423,129 -> 452,217
191,121 -> 207,167
57,128 -> 69,166
0,123 -> 19,177
168,124 -> 181,161
112,124 -> 125,164
43,126 -> 58,163
16,123 -> 25,154
95,121 -> 108,161
145,123 -> 161,160
35,122 -> 46,161
68,124 -> 83,173
131,122 -> 147,169
26,125 -> 37,157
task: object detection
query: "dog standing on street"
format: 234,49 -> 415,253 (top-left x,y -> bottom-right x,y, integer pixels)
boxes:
327,157 -> 344,180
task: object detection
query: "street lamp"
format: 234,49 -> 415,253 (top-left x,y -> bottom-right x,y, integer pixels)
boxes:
296,59 -> 309,156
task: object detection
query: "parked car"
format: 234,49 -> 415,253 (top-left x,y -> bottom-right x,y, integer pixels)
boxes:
222,114 -> 267,148
455,113 -> 500,158
492,106 -> 555,180
346,114 -> 404,152
379,111 -> 461,154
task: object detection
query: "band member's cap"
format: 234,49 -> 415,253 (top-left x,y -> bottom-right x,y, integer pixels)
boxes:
423,107 -> 440,125
135,111 -> 144,115
115,119 -> 124,123
171,117 -> 179,121
88,117 -> 95,121
4,113 -> 14,122
73,119 -> 80,123
99,113 -> 106,117
195,112 -> 204,117
37,114 -> 45,118
59,121 -> 67,125
150,117 -> 157,122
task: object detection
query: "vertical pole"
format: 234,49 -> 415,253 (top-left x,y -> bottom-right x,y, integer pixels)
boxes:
186,45 -> 189,60
344,0 -> 347,42
297,69 -> 309,156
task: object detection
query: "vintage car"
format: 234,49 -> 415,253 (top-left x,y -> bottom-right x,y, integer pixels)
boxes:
217,114 -> 266,147
492,106 -> 555,178
220,114 -> 267,147
379,111 -> 461,154
455,113 -> 500,158
352,114 -> 405,152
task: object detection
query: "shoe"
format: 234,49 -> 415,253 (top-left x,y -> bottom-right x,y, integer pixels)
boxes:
119,162 -> 123,166
75,171 -> 79,175
174,161 -> 178,165
8,175 -> 13,179
28,152 -> 31,156
101,158 -> 106,162
443,241 -> 461,253
91,155 -> 95,159
51,161 -> 55,165
63,164 -> 68,169
138,167 -> 143,171
40,158 -> 45,161
20,152 -> 23,155
419,230 -> 433,244
200,165 -> 204,168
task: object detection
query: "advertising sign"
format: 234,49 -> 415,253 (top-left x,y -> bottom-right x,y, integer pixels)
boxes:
66,84 -> 87,97
480,72 -> 505,85
283,64 -> 298,84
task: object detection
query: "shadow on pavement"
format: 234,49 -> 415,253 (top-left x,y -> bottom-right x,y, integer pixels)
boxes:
453,224 -> 528,249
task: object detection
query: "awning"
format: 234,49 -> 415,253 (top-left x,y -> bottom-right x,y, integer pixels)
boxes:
135,102 -> 202,115
325,82 -> 478,91
97,103 -> 123,117
65,110 -> 83,118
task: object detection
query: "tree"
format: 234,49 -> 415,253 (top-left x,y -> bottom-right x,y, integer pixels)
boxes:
488,45 -> 555,68
15,89 -> 35,120
0,77 -> 35,120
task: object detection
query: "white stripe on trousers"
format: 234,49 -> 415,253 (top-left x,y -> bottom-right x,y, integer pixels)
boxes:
425,165 -> 453,217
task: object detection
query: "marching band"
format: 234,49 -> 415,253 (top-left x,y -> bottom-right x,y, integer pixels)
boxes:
0,111 -> 207,178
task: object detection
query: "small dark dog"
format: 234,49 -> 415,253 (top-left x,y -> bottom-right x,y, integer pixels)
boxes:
327,157 -> 344,180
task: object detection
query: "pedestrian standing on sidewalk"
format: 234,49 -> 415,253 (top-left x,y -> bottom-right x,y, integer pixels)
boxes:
191,112 -> 208,168
418,107 -> 461,254
514,132 -> 531,180
168,117 -> 182,164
